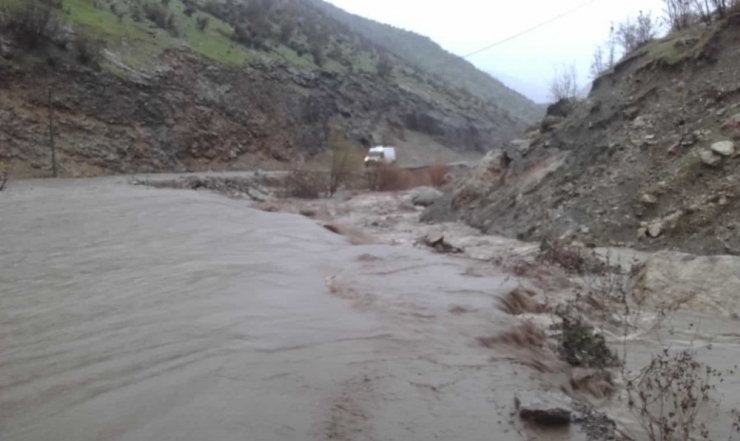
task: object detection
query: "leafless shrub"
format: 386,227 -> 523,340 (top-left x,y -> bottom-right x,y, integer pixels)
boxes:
0,0 -> 62,48
327,131 -> 363,197
548,63 -> 578,102
537,240 -> 609,276
626,348 -> 726,441
616,11 -> 659,54
590,25 -> 618,78
0,170 -> 7,191
663,0 -> 696,30
282,169 -> 326,199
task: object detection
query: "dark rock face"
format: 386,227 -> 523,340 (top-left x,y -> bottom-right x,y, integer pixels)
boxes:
0,50 -> 521,177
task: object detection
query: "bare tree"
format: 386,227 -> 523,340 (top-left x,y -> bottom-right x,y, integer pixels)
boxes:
663,0 -> 694,30
327,130 -> 362,197
549,63 -> 578,102
615,11 -> 659,54
590,25 -> 618,78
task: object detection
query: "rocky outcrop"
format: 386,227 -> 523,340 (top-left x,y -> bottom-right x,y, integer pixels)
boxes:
0,49 -> 516,178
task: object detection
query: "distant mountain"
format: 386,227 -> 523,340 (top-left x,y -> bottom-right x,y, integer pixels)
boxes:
487,71 -> 550,105
310,0 -> 545,125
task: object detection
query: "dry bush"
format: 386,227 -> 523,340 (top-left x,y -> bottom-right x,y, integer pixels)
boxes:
590,25 -> 617,78
0,170 -> 7,191
365,164 -> 448,192
426,164 -> 449,187
548,63 -> 578,102
626,348 -> 724,441
537,240 -> 609,276
282,169 -> 326,199
616,11 -> 659,53
0,0 -> 62,48
327,131 -> 363,197
365,164 -> 413,191
663,0 -> 694,30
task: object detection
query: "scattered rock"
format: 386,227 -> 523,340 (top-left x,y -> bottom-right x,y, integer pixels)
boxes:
410,186 -> 444,207
641,193 -> 658,205
647,221 -> 663,238
418,233 -> 463,254
711,140 -> 735,157
700,149 -> 722,167
632,116 -> 648,129
515,391 -> 572,426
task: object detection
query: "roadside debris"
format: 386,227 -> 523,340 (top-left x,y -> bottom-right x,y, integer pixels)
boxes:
417,233 -> 463,254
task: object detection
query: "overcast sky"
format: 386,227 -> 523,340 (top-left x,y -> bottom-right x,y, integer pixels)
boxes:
325,0 -> 665,103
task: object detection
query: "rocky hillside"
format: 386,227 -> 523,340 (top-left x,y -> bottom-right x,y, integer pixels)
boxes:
0,0 -> 538,178
424,13 -> 740,256
308,0 -> 545,124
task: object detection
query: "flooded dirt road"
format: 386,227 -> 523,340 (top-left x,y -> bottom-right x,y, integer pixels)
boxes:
0,177 -> 559,441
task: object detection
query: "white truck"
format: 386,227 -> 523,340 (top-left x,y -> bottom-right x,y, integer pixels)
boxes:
364,146 -> 397,166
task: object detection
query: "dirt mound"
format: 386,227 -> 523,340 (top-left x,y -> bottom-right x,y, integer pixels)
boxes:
425,17 -> 740,256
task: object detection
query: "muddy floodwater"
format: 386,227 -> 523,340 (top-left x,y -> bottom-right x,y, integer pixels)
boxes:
0,177 -> 544,441
3,176 -> 740,441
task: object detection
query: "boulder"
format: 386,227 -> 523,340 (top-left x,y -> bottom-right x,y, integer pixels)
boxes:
515,391 -> 572,426
711,140 -> 735,157
410,186 -> 444,207
700,150 -> 721,167
637,251 -> 740,315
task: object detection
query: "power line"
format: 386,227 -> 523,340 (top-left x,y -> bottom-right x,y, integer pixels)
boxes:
430,0 -> 603,69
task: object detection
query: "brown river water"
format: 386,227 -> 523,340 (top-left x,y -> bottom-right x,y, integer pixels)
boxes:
2,176 -> 740,441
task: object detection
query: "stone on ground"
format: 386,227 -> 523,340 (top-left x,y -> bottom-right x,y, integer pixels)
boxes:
410,186 -> 444,207
711,140 -> 735,157
515,391 -> 572,426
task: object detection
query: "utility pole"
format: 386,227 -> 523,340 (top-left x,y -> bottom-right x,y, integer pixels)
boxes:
48,87 -> 57,178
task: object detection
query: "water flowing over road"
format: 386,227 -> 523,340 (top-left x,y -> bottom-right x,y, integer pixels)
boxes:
0,177 -> 553,441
